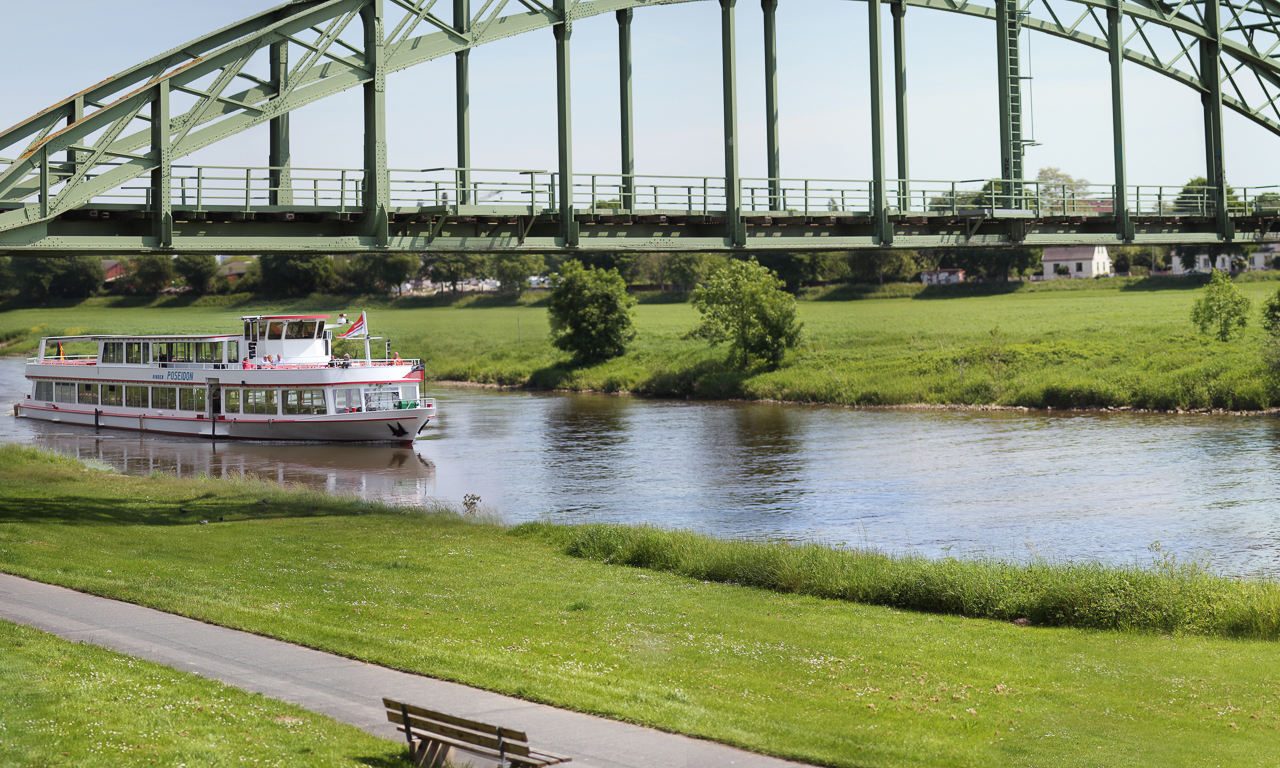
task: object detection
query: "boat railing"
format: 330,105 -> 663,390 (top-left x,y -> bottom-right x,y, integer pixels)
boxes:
28,357 -> 421,370
29,356 -> 97,365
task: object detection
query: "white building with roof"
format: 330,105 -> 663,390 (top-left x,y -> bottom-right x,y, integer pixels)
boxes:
1041,246 -> 1112,279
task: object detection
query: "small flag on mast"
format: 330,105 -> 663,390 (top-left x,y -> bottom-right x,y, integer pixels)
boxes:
338,311 -> 368,339
57,342 -> 64,360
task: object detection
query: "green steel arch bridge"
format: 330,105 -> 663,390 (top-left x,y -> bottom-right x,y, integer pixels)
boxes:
2,0 -> 1280,255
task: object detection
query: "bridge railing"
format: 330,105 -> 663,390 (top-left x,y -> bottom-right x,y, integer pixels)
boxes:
45,163 -> 1280,222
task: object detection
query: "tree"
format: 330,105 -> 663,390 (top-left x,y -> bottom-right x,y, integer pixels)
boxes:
666,253 -> 725,290
349,253 -> 419,295
548,260 -> 637,362
11,256 -> 102,299
173,253 -> 219,294
848,249 -> 919,285
1036,167 -> 1091,214
689,257 -> 804,367
1191,269 -> 1252,341
258,254 -> 335,296
129,255 -> 175,294
490,253 -> 546,295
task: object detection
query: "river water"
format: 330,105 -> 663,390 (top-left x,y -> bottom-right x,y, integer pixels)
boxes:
5,358 -> 1280,576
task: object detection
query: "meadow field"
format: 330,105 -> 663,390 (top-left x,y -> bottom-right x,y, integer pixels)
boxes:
4,274 -> 1280,410
3,445 -> 1280,768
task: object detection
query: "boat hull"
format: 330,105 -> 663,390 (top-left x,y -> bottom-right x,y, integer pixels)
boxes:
16,402 -> 432,444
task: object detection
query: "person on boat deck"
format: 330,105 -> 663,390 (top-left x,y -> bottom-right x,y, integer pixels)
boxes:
392,352 -> 402,364
241,357 -> 252,370
342,353 -> 352,369
262,356 -> 274,369
327,355 -> 338,368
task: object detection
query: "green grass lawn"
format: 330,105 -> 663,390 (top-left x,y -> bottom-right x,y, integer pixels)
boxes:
4,445 -> 1280,767
3,276 -> 1280,409
0,619 -> 405,767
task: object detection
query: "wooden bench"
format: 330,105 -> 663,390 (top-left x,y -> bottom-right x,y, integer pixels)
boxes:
383,698 -> 572,768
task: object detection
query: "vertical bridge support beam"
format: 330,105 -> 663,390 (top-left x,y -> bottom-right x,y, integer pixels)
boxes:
269,40 -> 293,207
1106,1 -> 1131,241
869,0 -> 890,245
456,0 -> 472,205
554,0 -> 578,246
995,0 -> 1024,211
892,0 -> 909,214
67,96 -> 84,175
151,80 -> 173,249
1201,0 -> 1232,241
721,0 -> 744,246
762,0 -> 780,211
362,0 -> 390,247
618,9 -> 635,213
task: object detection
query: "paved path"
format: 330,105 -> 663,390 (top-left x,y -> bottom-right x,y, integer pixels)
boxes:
0,573 -> 808,768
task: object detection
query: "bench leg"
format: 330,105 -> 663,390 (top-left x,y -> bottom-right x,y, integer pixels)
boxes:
410,738 -> 455,767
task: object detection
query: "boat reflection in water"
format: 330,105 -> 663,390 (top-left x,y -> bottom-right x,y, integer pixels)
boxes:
23,419 -> 438,507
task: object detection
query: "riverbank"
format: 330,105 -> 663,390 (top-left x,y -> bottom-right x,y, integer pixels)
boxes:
3,444 -> 1280,767
4,275 -> 1280,410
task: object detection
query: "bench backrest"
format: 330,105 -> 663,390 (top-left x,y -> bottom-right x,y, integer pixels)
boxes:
383,698 -> 534,758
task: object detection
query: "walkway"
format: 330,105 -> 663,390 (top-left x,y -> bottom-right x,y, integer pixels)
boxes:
0,573 -> 808,768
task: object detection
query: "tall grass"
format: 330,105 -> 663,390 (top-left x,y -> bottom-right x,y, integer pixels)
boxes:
536,523 -> 1280,638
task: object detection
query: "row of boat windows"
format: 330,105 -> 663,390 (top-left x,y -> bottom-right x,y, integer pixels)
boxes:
101,341 -> 239,365
36,381 -> 414,416
245,320 -> 325,341
39,381 -> 207,411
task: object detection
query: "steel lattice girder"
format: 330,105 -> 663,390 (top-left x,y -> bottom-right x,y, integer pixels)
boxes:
3,0 -> 1280,240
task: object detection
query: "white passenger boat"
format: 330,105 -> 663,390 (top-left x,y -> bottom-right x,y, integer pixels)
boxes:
15,312 -> 436,444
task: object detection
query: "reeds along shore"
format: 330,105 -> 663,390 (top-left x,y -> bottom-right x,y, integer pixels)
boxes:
523,522 -> 1280,639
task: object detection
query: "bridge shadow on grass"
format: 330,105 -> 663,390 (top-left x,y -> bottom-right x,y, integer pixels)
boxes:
0,491 -> 362,528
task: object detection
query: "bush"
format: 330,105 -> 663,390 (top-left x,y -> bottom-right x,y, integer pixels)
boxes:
1190,269 -> 1252,341
547,260 -> 636,362
689,257 -> 803,367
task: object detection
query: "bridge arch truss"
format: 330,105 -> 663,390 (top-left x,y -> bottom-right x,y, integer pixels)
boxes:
2,0 -> 1279,254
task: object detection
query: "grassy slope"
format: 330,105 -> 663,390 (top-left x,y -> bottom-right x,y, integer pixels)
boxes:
3,278 -> 1279,409
0,619 -> 405,767
2,446 -> 1279,768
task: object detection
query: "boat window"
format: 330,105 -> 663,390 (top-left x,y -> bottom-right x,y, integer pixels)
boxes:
141,342 -> 150,364
125,386 -> 149,408
267,322 -> 284,340
285,322 -> 310,340
78,383 -> 99,405
35,381 -> 53,401
171,342 -> 192,363
101,342 -> 124,364
283,389 -> 327,415
178,388 -> 206,412
55,382 -> 76,403
246,389 -> 278,415
244,321 -> 254,340
227,341 -> 238,363
152,387 -> 177,410
363,390 -> 400,411
125,342 -> 143,364
195,342 -> 219,364
224,389 -> 240,414
336,388 -> 362,412
102,385 -> 122,407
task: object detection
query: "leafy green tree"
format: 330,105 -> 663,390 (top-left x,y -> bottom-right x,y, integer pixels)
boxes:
491,253 -> 546,295
349,253 -> 419,295
1191,269 -> 1252,341
173,253 -> 219,294
848,249 -> 919,285
427,253 -> 488,293
548,260 -> 637,362
666,253 -> 726,290
130,254 -> 175,294
1261,288 -> 1280,337
1036,167 -> 1090,214
689,258 -> 804,368
258,254 -> 335,296
0,256 -> 15,297
11,256 -> 102,299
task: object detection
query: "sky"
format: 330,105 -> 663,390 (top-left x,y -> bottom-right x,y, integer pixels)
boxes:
4,0 -> 1280,193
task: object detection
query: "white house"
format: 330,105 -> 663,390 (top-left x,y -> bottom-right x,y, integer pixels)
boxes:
1169,247 -> 1273,274
921,268 -> 965,285
1041,246 -> 1112,279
